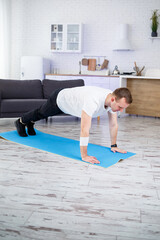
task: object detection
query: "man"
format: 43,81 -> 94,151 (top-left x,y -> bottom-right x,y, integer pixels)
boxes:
15,86 -> 132,164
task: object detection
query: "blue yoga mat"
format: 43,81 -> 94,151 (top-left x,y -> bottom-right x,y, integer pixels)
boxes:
0,130 -> 135,168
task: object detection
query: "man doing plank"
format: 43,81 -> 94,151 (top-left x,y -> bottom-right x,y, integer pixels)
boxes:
15,86 -> 132,164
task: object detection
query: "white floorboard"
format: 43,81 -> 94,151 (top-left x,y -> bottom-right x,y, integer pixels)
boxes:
0,115 -> 160,240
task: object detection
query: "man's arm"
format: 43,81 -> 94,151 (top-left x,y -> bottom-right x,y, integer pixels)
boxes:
80,110 -> 100,164
108,112 -> 127,153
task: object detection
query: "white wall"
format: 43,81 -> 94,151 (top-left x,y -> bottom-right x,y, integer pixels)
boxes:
10,0 -> 160,79
0,0 -> 11,78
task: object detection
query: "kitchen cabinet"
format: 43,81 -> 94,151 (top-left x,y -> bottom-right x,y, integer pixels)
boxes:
45,74 -> 120,90
51,24 -> 82,53
51,24 -> 63,52
120,75 -> 160,117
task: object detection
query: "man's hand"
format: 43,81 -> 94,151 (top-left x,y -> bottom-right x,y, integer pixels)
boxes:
80,111 -> 100,164
82,155 -> 100,164
111,147 -> 127,154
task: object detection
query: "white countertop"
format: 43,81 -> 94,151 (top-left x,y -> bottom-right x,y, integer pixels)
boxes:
45,73 -> 119,78
120,75 -> 160,80
45,73 -> 160,79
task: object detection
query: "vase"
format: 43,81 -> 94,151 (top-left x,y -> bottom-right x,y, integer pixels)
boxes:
151,31 -> 158,37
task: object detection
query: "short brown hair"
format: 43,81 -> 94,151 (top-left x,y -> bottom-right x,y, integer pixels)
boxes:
113,88 -> 132,104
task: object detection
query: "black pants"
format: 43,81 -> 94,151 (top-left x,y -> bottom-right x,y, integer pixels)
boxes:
22,88 -> 63,124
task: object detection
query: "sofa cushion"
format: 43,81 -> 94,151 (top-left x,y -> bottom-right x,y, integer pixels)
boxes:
1,99 -> 47,113
42,79 -> 84,99
0,79 -> 43,99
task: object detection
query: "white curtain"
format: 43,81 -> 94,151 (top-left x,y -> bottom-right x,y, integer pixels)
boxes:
0,0 -> 11,78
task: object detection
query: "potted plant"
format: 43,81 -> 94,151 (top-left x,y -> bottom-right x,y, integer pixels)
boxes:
150,9 -> 160,37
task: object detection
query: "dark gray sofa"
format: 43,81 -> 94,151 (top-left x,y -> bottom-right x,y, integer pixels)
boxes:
0,79 -> 84,118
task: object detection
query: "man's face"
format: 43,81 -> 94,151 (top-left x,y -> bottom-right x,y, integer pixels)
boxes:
110,97 -> 130,112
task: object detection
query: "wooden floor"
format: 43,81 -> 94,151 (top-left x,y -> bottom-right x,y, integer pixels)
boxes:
0,115 -> 160,240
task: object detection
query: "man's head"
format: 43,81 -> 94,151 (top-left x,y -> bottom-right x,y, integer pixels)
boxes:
110,88 -> 132,112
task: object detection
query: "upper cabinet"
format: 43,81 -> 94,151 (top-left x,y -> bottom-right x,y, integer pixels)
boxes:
51,24 -> 64,52
66,24 -> 82,52
51,23 -> 82,53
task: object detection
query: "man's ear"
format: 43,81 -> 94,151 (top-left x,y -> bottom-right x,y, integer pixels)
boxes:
111,96 -> 115,102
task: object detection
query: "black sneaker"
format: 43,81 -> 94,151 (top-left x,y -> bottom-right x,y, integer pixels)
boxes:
15,119 -> 28,137
26,122 -> 36,135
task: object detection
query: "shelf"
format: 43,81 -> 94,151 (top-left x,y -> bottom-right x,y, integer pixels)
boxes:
67,32 -> 79,34
67,42 -> 79,44
51,41 -> 62,43
149,37 -> 160,42
51,32 -> 63,34
149,37 -> 160,38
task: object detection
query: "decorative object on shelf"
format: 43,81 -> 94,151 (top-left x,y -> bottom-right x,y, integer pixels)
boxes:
88,59 -> 96,71
150,9 -> 160,37
53,68 -> 58,74
96,64 -> 101,71
96,57 -> 101,70
101,59 -> 109,70
113,24 -> 133,51
81,58 -> 88,66
133,62 -> 145,76
81,56 -> 109,73
112,65 -> 120,75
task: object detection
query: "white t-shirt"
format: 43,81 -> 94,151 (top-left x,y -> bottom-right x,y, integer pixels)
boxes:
56,86 -> 115,118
